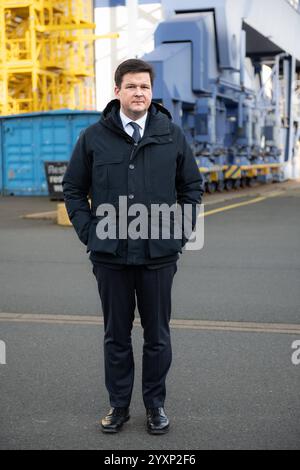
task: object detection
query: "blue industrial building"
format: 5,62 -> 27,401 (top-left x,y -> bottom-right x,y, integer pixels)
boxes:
142,0 -> 300,190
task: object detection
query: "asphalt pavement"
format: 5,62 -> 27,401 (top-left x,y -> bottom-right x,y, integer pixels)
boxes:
0,182 -> 300,449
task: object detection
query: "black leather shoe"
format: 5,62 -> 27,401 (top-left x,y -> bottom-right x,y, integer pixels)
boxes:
146,407 -> 169,434
101,407 -> 130,433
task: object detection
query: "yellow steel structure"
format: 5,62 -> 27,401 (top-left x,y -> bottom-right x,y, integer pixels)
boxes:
0,0 -> 99,115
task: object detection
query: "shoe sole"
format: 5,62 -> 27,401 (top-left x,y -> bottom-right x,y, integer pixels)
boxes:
147,426 -> 169,435
101,415 -> 130,433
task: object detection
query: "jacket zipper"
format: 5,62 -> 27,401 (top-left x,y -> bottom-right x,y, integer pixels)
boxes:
129,142 -> 138,161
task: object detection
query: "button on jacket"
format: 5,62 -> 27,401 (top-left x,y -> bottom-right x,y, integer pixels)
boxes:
62,99 -> 204,267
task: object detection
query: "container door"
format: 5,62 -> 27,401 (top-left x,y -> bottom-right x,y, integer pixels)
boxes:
2,117 -> 37,195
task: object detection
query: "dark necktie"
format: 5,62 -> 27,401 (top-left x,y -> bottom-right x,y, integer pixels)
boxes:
129,121 -> 141,143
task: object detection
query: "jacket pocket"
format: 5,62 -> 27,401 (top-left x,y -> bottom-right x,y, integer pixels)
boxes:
94,156 -> 124,190
86,217 -> 119,255
148,238 -> 182,258
147,211 -> 183,259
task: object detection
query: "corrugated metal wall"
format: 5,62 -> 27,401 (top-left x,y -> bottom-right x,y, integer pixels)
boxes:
0,110 -> 101,196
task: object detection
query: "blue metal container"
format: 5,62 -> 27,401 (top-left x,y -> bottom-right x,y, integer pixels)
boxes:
0,110 -> 101,196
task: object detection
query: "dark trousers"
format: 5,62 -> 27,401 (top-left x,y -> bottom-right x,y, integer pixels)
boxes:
92,263 -> 177,409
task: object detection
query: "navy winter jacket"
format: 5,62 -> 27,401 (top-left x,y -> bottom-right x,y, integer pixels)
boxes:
62,99 -> 203,266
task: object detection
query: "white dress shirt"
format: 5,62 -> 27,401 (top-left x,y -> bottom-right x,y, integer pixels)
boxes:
119,109 -> 148,138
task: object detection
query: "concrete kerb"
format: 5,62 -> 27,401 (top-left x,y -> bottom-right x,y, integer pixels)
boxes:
20,179 -> 300,226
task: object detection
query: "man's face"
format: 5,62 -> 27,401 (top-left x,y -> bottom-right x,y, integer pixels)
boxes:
114,72 -> 152,120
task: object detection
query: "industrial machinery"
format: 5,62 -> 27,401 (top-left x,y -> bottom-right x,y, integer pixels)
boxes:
143,0 -> 300,190
0,0 -> 96,115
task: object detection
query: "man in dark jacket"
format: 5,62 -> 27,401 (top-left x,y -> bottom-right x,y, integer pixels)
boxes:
62,59 -> 203,434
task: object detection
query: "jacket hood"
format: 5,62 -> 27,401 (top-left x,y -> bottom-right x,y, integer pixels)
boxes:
101,99 -> 172,121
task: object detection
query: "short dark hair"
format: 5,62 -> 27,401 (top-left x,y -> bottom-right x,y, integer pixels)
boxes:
114,59 -> 155,88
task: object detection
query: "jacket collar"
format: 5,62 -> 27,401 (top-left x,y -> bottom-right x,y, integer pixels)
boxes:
101,99 -> 172,138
